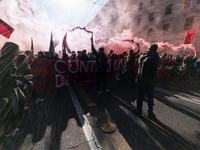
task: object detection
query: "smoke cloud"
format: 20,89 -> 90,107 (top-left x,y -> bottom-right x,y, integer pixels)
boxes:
0,0 -> 197,56
0,0 -> 51,52
0,0 -> 109,54
86,0 -> 198,56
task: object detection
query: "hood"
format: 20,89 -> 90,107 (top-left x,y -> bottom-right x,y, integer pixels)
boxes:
1,42 -> 19,59
145,50 -> 159,57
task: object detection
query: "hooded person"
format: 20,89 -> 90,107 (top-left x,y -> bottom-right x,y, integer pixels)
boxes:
0,42 -> 25,136
91,34 -> 109,94
136,43 -> 161,118
0,42 -> 19,94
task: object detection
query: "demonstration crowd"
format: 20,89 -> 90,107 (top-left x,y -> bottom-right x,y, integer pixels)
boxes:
0,36 -> 199,138
33,47 -> 200,83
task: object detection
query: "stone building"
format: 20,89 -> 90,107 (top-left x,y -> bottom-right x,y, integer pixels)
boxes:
87,0 -> 200,56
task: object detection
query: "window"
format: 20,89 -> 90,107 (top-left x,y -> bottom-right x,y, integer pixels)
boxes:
149,12 -> 154,21
165,4 -> 173,15
151,0 -> 155,4
147,28 -> 153,38
138,2 -> 143,11
184,16 -> 195,30
163,23 -> 169,35
137,18 -> 141,26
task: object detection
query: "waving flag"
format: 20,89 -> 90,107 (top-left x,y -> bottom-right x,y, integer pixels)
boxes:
184,30 -> 196,44
31,37 -> 34,53
184,30 -> 197,54
49,32 -> 54,57
62,33 -> 67,54
0,19 -> 14,38
62,33 -> 71,54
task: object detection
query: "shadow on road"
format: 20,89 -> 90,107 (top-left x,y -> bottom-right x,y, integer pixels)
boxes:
0,88 -> 82,150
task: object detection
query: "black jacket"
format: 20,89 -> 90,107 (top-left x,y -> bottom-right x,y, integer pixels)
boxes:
91,46 -> 108,74
79,54 -> 89,61
137,51 -> 161,86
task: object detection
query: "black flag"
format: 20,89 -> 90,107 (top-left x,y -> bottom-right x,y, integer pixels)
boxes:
49,32 -> 54,57
31,37 -> 34,54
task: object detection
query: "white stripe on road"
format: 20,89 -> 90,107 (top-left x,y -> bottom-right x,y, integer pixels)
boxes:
68,87 -> 102,150
155,87 -> 200,106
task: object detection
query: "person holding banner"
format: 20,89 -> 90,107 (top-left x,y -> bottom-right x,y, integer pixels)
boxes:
91,34 -> 109,94
80,50 -> 89,61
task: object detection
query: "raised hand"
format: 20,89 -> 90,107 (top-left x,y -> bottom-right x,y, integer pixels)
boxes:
135,42 -> 140,47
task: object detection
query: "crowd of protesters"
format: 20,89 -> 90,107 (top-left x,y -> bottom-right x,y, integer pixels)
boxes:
0,40 -> 200,137
159,53 -> 200,82
5,42 -> 198,97
32,48 -> 200,83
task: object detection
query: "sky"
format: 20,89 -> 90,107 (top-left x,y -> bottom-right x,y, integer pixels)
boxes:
25,0 -> 110,53
26,0 -> 109,33
0,0 -> 109,53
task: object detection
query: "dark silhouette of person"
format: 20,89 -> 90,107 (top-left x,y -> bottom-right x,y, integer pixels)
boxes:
79,50 -> 89,61
136,43 -> 161,118
0,42 -> 25,136
91,34 -> 109,94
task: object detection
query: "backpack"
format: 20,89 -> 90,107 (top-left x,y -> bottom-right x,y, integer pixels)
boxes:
140,56 -> 158,78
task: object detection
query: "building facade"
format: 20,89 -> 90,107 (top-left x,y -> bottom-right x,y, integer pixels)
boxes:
87,0 -> 200,56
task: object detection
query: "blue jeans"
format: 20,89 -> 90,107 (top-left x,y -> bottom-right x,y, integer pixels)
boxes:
137,84 -> 154,114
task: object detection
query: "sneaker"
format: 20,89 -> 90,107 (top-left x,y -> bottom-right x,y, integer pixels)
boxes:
35,97 -> 44,104
98,91 -> 102,95
24,106 -> 29,110
136,109 -> 142,117
148,112 -> 156,119
136,111 -> 142,117
4,128 -> 23,137
106,89 -> 110,93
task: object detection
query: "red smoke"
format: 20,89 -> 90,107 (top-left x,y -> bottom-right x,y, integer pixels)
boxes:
69,26 -> 93,34
63,26 -> 197,55
156,42 -> 197,54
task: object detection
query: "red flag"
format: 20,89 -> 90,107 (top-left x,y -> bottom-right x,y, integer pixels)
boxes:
184,30 -> 196,44
0,19 -> 14,38
62,33 -> 67,54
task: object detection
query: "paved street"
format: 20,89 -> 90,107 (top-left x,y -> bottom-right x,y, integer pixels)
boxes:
0,78 -> 200,150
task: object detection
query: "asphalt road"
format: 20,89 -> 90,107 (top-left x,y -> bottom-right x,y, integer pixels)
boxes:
0,77 -> 199,150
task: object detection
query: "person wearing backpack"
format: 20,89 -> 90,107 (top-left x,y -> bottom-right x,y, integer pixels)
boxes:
136,43 -> 161,118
